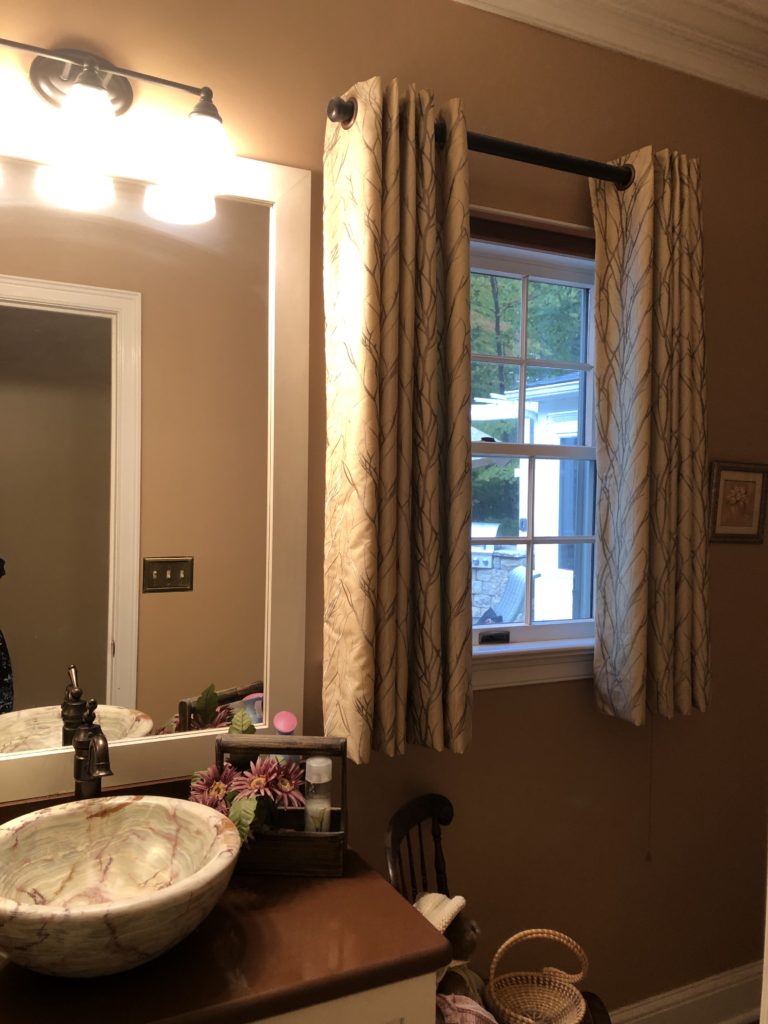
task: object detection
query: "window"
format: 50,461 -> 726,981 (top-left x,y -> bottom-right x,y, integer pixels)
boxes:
470,234 -> 596,671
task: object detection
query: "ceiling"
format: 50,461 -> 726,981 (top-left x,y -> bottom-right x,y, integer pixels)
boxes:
452,0 -> 768,99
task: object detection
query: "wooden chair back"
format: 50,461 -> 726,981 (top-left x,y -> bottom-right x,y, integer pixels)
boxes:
177,682 -> 263,731
385,793 -> 454,901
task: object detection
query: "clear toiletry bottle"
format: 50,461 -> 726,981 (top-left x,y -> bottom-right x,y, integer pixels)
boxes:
304,756 -> 333,833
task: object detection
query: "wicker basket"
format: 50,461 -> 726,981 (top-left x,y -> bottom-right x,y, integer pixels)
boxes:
486,929 -> 588,1024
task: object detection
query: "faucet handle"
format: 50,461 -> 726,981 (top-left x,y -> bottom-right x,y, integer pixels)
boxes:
82,698 -> 98,727
61,667 -> 86,746
67,664 -> 79,692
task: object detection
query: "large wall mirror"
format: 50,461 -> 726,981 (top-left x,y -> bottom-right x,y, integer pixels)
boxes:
0,153 -> 310,803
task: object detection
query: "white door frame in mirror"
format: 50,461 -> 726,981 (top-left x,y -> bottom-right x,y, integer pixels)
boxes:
0,156 -> 310,804
0,274 -> 141,709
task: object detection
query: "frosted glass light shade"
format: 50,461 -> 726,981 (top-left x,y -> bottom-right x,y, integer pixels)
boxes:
34,163 -> 115,213
144,110 -> 232,225
184,112 -> 233,193
35,78 -> 117,213
143,182 -> 216,225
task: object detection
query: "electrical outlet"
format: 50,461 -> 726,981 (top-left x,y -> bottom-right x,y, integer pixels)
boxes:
142,557 -> 194,593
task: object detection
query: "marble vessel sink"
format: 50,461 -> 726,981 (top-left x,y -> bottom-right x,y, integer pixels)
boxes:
0,795 -> 240,976
0,704 -> 153,754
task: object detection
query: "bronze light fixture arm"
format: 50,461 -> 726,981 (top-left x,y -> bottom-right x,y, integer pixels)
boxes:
0,35 -> 219,114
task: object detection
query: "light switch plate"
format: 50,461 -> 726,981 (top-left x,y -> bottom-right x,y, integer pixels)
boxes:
142,557 -> 194,593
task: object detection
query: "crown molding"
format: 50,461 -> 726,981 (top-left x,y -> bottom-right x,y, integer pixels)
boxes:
452,0 -> 768,100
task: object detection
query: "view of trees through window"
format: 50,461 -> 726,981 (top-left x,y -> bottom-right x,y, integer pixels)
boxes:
470,243 -> 596,641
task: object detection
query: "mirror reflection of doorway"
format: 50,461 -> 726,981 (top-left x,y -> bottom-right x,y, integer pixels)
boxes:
0,306 -> 111,710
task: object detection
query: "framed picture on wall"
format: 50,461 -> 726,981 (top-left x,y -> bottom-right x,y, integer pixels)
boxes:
709,461 -> 768,543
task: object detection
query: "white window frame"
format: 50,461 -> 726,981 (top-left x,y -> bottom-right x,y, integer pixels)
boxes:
470,240 -> 596,690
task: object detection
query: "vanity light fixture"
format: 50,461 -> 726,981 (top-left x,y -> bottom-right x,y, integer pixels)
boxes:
143,87 -> 232,225
32,54 -> 119,213
0,36 -> 233,223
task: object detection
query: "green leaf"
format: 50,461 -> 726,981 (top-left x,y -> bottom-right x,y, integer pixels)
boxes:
229,709 -> 256,735
229,796 -> 258,841
194,684 -> 218,726
250,796 -> 274,834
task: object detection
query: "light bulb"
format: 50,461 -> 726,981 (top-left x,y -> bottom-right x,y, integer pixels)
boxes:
60,79 -> 116,136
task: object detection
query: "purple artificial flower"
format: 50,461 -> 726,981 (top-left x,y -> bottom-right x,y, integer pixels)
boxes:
190,703 -> 234,730
271,760 -> 305,809
189,762 -> 238,814
229,756 -> 279,802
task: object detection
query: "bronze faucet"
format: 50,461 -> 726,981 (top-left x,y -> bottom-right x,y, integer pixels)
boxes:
73,699 -> 113,800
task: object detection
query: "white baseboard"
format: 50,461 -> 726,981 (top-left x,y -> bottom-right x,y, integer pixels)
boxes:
611,961 -> 763,1024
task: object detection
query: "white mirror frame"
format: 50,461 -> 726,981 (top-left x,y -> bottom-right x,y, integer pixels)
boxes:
0,156 -> 311,804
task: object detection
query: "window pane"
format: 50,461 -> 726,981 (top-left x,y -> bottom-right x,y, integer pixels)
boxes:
532,543 -> 594,622
533,459 -> 595,537
471,456 -> 529,538
472,546 -> 527,626
471,360 -> 520,443
470,272 -> 521,358
527,281 -> 586,363
524,367 -> 588,445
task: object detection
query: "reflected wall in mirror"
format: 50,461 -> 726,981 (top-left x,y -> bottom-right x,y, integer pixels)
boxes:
0,154 -> 307,772
0,268 -> 141,756
0,306 -> 111,711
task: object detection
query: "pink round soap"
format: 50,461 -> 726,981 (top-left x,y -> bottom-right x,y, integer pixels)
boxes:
273,709 -> 297,734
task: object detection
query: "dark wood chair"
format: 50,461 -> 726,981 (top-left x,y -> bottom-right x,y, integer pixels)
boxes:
385,792 -> 454,900
384,793 -> 613,1024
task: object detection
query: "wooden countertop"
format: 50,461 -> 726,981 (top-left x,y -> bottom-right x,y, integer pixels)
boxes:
0,853 -> 451,1024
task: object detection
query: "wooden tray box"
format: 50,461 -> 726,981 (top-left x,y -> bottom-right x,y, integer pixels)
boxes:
215,734 -> 347,878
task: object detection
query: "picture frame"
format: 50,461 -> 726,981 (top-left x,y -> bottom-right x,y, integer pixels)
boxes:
709,461 -> 768,543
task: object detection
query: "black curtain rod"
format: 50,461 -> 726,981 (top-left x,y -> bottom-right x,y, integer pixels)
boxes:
327,97 -> 634,191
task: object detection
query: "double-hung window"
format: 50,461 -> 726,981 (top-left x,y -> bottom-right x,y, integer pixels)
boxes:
470,233 -> 596,673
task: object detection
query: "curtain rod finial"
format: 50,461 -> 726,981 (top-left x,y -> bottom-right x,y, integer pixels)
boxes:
327,96 -> 356,128
615,163 -> 635,191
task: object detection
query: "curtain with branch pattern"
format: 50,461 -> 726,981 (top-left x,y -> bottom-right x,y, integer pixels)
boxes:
322,77 -> 472,764
589,146 -> 710,725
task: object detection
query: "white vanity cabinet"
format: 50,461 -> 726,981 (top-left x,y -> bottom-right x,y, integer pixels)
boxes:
249,974 -> 437,1024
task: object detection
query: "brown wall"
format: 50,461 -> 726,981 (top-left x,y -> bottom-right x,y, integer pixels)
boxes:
0,163 -> 270,726
0,307 -> 110,708
2,0 -> 767,1009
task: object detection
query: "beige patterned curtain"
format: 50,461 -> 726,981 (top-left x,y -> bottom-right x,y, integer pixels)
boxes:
322,77 -> 472,764
589,146 -> 710,725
